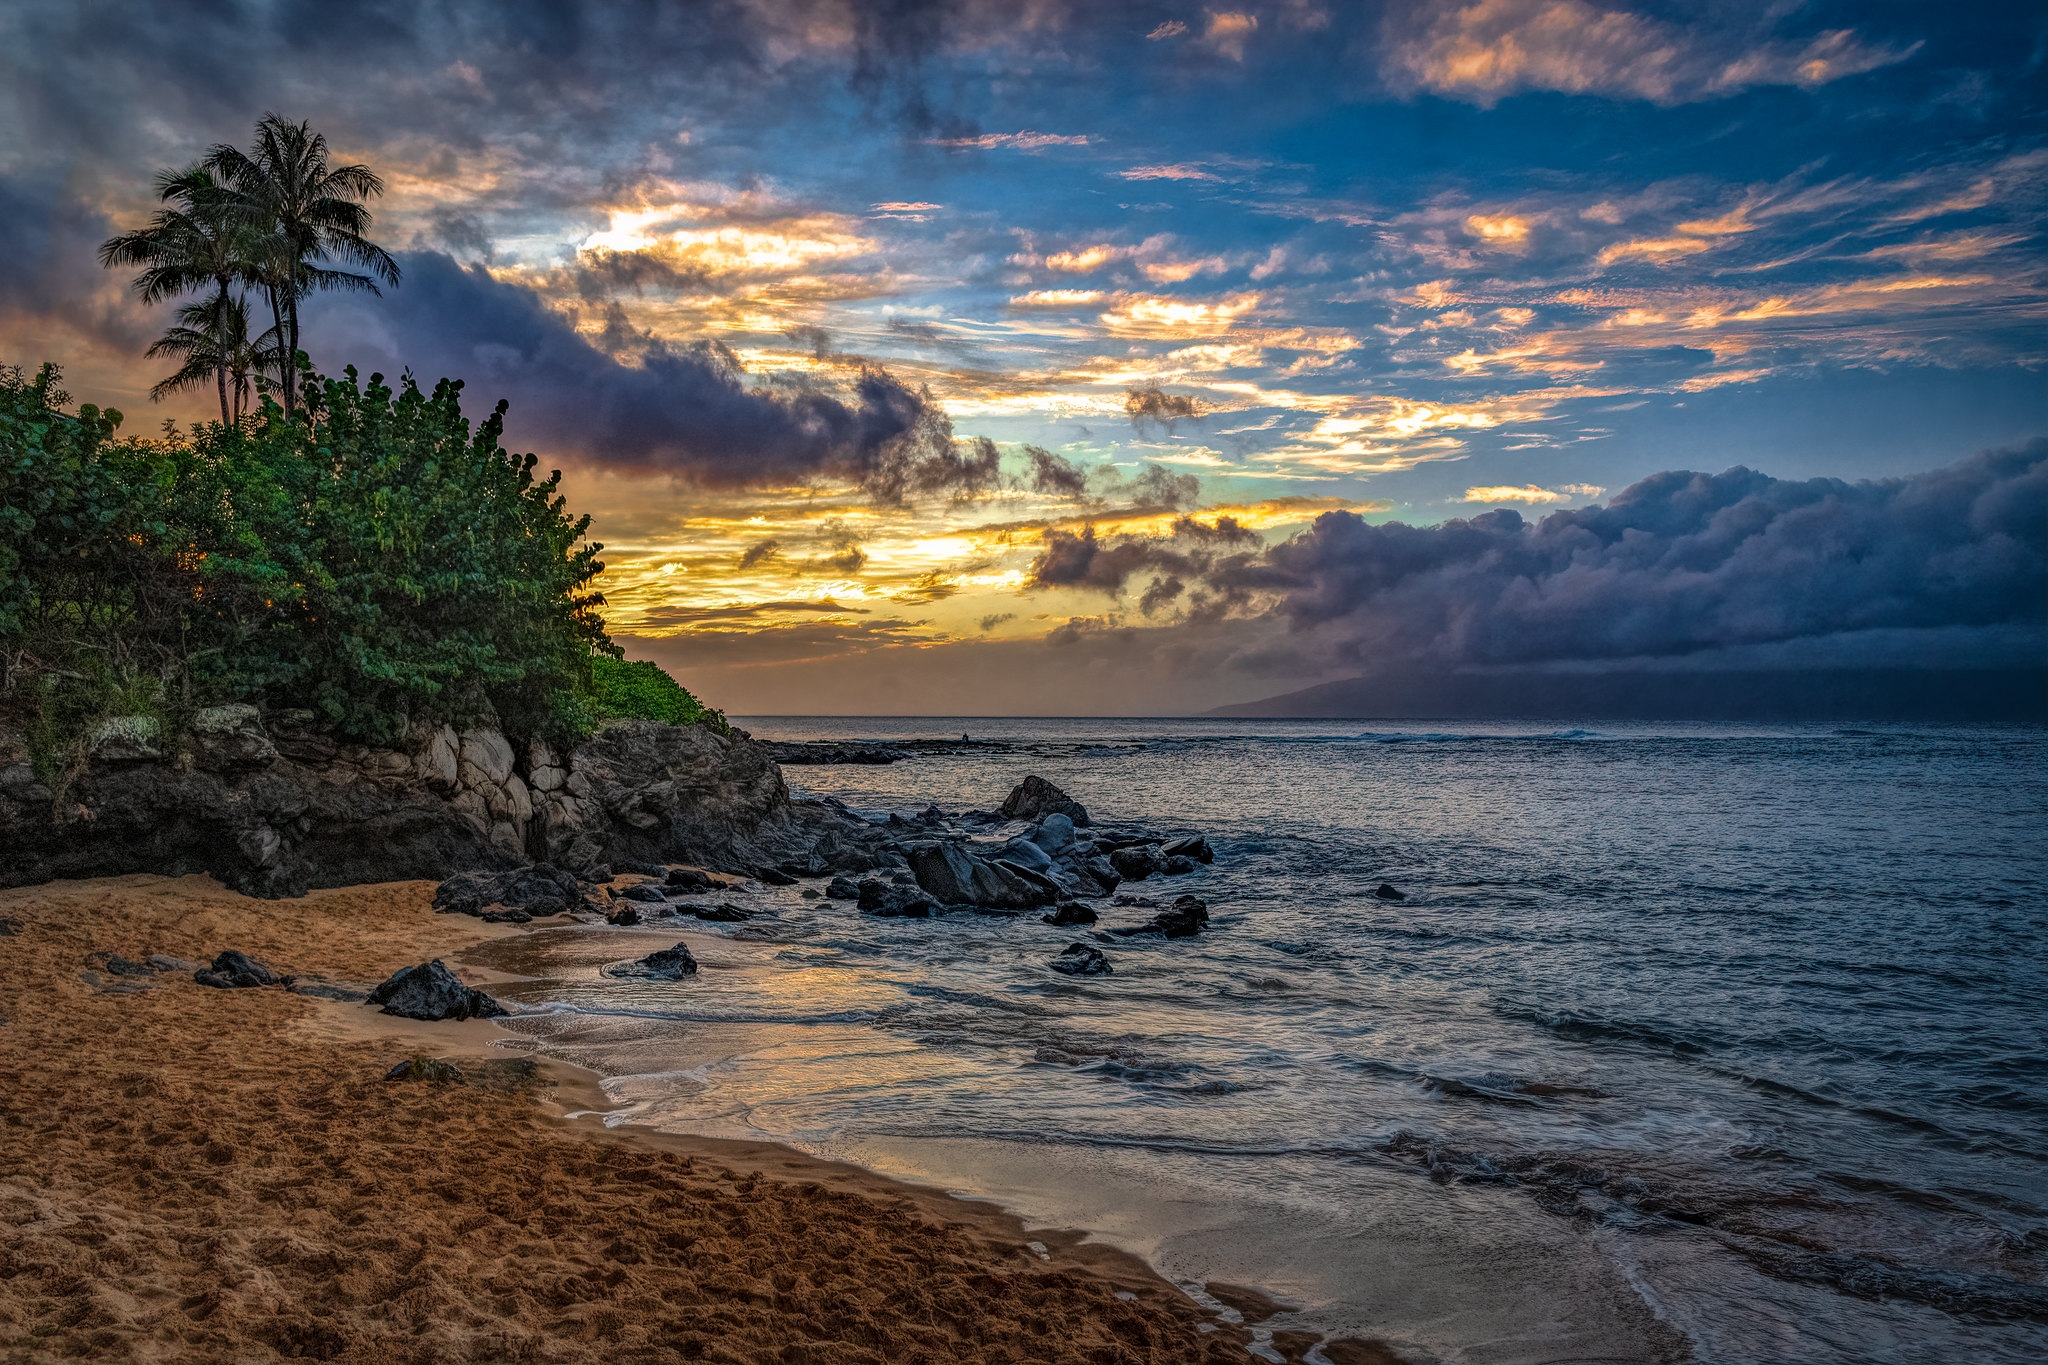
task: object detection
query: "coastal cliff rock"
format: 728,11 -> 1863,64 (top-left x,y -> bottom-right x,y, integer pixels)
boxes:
0,712 -> 792,899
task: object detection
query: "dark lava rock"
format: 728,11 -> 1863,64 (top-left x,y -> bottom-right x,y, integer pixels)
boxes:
1112,894 -> 1158,907
1049,943 -> 1113,976
480,908 -> 532,924
665,868 -> 712,891
825,875 -> 861,900
638,943 -> 700,978
997,776 -> 1091,827
367,959 -> 506,1021
434,864 -> 585,918
856,879 -> 936,918
754,865 -> 799,886
146,954 -> 199,973
1042,902 -> 1099,926
1161,835 -> 1214,864
1083,855 -> 1122,892
612,860 -> 667,878
1109,894 -> 1210,939
1159,854 -> 1198,877
579,864 -> 614,884
386,1056 -> 463,1083
619,883 -> 668,904
675,902 -> 750,922
95,952 -> 155,978
906,841 -> 1055,911
1374,883 -> 1407,901
194,949 -> 288,989
608,906 -> 640,926
1108,846 -> 1161,882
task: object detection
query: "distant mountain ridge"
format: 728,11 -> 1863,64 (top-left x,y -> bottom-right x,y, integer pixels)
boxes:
1207,668 -> 2047,722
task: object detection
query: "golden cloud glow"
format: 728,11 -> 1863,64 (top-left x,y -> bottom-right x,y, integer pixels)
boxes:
1596,235 -> 1714,265
1099,293 -> 1261,338
1466,213 -> 1532,245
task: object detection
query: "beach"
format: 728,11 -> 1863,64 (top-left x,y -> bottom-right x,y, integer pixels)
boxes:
0,872 -> 1316,1364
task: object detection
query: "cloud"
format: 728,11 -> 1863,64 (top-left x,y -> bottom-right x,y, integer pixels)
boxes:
1203,12 -> 1259,62
1125,383 -> 1206,430
738,538 -> 782,569
1382,1 -> 1917,107
931,130 -> 1091,150
1024,444 -> 1091,498
978,612 -> 1017,631
305,251 -> 997,504
1464,484 -> 1566,503
1211,442 -> 2047,669
1027,513 -> 1259,595
1147,21 -> 1189,41
1121,164 -> 1222,182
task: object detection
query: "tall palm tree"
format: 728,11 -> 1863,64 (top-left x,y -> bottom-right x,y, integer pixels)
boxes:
98,165 -> 264,425
143,292 -> 279,423
206,115 -> 400,418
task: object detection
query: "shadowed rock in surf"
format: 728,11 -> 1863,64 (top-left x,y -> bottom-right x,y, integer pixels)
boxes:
1049,943 -> 1112,976
637,943 -> 699,979
997,775 -> 1091,827
367,959 -> 506,1021
1374,883 -> 1406,900
856,879 -> 936,918
1109,894 -> 1210,939
905,840 -> 1056,911
1043,902 -> 1098,926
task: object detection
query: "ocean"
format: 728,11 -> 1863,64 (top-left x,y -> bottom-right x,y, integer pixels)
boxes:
477,719 -> 2047,1364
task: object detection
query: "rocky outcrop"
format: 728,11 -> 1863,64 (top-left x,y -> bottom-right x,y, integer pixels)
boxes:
367,960 -> 507,1021
0,712 -> 794,899
997,775 -> 1090,826
1048,943 -> 1112,976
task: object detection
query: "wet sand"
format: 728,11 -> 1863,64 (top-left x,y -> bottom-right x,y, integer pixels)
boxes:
0,874 -> 1413,1363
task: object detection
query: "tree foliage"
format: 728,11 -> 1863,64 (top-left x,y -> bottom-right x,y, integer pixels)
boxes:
589,656 -> 728,733
1,362 -> 715,758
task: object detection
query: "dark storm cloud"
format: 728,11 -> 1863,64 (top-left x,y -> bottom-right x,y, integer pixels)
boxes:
311,251 -> 996,499
1024,444 -> 1091,498
1026,514 -> 1262,596
738,539 -> 782,569
1174,442 -> 2048,668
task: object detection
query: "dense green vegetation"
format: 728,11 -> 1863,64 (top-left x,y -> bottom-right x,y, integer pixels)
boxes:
0,362 -> 721,769
3,113 -> 722,774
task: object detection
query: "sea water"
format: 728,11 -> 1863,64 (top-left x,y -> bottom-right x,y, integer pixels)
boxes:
481,720 -> 2047,1364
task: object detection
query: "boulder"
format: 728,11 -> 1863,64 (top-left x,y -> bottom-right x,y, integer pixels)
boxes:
386,1056 -> 463,1083
1083,855 -> 1122,892
1161,835 -> 1213,864
1109,845 -> 1161,882
824,875 -> 861,900
997,776 -> 1090,827
1159,854 -> 1197,877
433,864 -> 587,918
665,868 -> 713,891
906,841 -> 1055,910
1027,813 -> 1077,855
856,879 -> 936,918
755,865 -> 799,886
637,943 -> 699,979
676,902 -> 750,922
618,883 -> 668,904
997,836 -> 1055,871
87,716 -> 163,764
191,704 -> 278,771
1374,883 -> 1406,900
1049,943 -> 1112,976
367,960 -> 507,1021
1109,894 -> 1210,939
1042,902 -> 1098,926
194,949 -> 287,989
608,905 -> 640,926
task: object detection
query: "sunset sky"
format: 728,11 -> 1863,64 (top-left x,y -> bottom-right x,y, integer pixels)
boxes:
3,2 -> 2042,714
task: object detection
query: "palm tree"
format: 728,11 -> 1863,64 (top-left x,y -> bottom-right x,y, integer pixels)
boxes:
98,165 -> 264,425
206,115 -> 400,418
143,292 -> 279,423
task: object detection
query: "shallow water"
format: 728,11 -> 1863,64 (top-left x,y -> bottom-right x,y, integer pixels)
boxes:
484,719 -> 2048,1364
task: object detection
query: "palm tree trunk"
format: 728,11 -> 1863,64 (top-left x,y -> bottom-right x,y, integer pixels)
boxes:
266,284 -> 291,419
217,365 -> 230,425
286,295 -> 302,417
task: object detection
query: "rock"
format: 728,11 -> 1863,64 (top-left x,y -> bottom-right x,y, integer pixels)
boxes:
608,905 -> 640,926
665,867 -> 713,891
825,875 -> 861,900
637,943 -> 699,978
1109,894 -> 1210,939
433,864 -> 587,918
1159,854 -> 1197,876
367,960 -> 506,1021
480,908 -> 531,924
1112,894 -> 1158,907
676,902 -> 750,922
194,949 -> 287,989
580,864 -> 614,883
87,715 -> 163,764
905,841 -> 1054,910
856,879 -> 936,918
1049,943 -> 1113,976
93,952 -> 154,977
612,859 -> 668,878
997,776 -> 1090,826
1109,845 -> 1161,882
386,1056 -> 463,1083
754,865 -> 798,886
1041,902 -> 1099,926
618,883 -> 668,903
997,836 -> 1055,871
191,704 -> 278,770
1374,883 -> 1406,901
1083,855 -> 1122,892
1027,813 -> 1077,855
1161,835 -> 1213,864
458,728 -> 516,789
145,954 -> 199,973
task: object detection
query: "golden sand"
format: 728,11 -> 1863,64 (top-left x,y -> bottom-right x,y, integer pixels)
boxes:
0,873 -> 1409,1364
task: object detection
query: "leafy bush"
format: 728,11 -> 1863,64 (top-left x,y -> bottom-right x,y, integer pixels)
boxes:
589,655 -> 727,733
1,361 -> 706,758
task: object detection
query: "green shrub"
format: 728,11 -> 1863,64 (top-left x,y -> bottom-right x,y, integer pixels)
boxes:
589,655 -> 728,733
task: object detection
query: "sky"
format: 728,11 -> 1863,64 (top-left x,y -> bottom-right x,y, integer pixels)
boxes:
2,0 -> 2043,715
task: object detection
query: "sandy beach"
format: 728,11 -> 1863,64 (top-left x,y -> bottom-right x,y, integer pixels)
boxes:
0,872 -> 1416,1364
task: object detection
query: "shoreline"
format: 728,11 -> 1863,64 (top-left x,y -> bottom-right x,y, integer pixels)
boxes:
0,871 -> 1413,1364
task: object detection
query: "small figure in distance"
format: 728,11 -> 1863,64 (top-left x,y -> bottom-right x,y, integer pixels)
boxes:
962,733 -> 970,741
